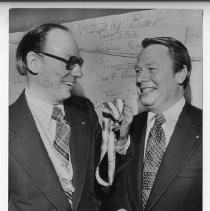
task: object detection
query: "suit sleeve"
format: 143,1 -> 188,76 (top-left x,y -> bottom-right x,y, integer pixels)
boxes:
99,169 -> 131,211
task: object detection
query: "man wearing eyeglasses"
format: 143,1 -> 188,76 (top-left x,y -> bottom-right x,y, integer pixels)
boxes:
9,23 -> 133,211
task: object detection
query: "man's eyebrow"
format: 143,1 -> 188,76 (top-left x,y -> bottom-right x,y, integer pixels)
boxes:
145,63 -> 157,66
66,53 -> 79,58
135,61 -> 156,67
143,61 -> 158,66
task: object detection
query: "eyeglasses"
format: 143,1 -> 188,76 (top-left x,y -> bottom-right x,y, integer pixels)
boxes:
36,51 -> 84,70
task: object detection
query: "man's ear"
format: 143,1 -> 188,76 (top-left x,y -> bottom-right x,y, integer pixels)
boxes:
175,65 -> 188,85
26,51 -> 40,74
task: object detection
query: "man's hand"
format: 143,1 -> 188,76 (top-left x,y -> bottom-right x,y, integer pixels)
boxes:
101,99 -> 133,146
118,105 -> 133,146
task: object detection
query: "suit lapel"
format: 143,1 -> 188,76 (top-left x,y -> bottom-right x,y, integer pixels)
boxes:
9,92 -> 71,211
146,103 -> 202,211
65,104 -> 90,211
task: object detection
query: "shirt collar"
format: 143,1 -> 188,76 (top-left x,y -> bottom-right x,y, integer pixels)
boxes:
147,97 -> 186,126
164,97 -> 185,125
25,87 -> 65,130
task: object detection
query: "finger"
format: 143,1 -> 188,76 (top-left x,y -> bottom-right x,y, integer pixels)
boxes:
123,105 -> 133,115
123,107 -> 133,123
102,102 -> 115,118
107,102 -> 121,119
114,98 -> 124,114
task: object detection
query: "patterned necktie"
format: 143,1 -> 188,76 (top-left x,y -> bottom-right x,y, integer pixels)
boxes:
51,106 -> 74,204
142,114 -> 166,209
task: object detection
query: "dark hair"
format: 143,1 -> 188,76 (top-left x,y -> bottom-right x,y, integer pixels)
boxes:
141,37 -> 191,89
16,23 -> 70,75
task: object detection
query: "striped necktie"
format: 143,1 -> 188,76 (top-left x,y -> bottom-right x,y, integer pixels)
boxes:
51,106 -> 74,204
142,114 -> 166,209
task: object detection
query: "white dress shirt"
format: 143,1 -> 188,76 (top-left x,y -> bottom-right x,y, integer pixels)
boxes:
144,97 -> 186,158
25,88 -> 75,206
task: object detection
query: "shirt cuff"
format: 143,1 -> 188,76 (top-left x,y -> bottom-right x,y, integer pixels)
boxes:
116,135 -> 130,155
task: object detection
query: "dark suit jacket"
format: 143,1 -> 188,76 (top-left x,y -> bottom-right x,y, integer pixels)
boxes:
102,102 -> 202,211
9,91 -> 103,211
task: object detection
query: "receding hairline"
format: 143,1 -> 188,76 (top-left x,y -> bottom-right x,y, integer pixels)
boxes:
42,27 -> 78,52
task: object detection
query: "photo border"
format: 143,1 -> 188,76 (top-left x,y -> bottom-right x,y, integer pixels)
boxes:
3,2 -> 210,211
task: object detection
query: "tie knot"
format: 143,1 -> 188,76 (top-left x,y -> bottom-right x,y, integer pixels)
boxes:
154,113 -> 165,126
52,106 -> 64,122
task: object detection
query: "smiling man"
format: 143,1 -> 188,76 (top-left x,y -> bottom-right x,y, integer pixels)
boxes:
9,23 -> 134,211
102,37 -> 202,211
9,23 -> 102,211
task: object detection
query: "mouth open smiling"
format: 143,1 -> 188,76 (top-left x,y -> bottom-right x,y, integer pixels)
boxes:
140,87 -> 156,94
62,81 -> 74,87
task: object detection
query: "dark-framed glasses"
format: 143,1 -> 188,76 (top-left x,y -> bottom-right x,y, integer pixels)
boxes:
36,51 -> 84,70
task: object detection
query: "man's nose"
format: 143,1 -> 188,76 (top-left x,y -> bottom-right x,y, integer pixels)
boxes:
136,69 -> 149,83
71,64 -> 83,78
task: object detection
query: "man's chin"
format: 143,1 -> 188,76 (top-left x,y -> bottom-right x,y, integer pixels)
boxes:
60,92 -> 72,102
140,95 -> 156,108
65,92 -> 72,99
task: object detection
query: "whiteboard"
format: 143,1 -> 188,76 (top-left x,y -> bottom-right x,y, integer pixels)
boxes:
9,9 -> 203,120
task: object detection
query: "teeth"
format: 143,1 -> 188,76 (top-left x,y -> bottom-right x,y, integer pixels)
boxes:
62,81 -> 73,86
141,87 -> 155,93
